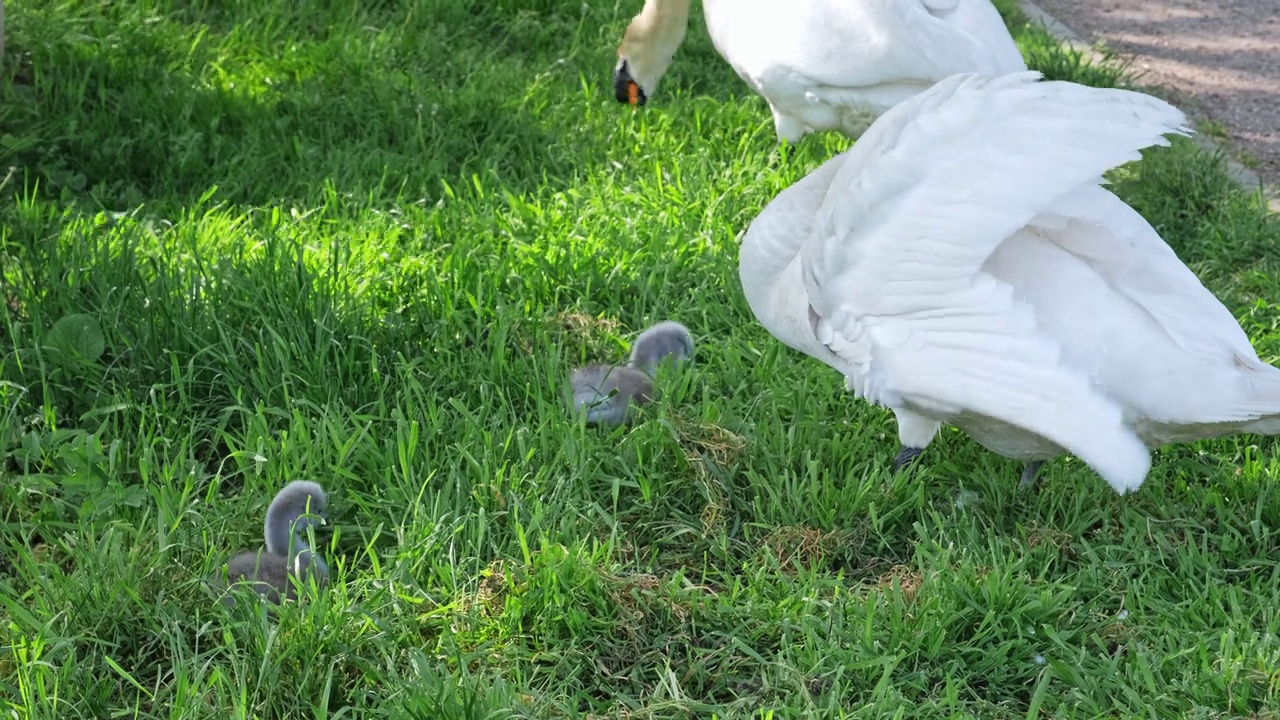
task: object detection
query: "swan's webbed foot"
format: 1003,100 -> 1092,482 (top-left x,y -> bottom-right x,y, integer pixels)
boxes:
892,446 -> 926,473
1018,461 -> 1045,490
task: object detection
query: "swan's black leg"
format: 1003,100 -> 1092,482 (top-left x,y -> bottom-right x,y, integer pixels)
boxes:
892,446 -> 925,473
1018,461 -> 1045,490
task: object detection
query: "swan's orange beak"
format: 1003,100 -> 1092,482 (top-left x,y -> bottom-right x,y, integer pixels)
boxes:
613,59 -> 647,107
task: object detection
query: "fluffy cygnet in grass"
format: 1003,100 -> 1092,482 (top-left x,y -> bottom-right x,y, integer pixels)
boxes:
570,363 -> 657,426
220,480 -> 329,606
568,320 -> 695,425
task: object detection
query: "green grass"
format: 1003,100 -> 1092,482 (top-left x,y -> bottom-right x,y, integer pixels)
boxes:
3,0 -> 1280,717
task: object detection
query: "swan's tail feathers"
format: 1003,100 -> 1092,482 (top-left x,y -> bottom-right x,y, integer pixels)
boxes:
1233,364 -> 1280,435
1071,426 -> 1152,496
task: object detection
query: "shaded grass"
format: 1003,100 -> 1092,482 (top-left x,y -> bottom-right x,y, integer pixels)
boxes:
2,0 -> 1280,718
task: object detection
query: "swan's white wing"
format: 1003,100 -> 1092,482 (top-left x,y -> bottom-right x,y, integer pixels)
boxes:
806,72 -> 1190,320
1032,187 -> 1280,424
1034,187 -> 1260,367
803,72 -> 1189,492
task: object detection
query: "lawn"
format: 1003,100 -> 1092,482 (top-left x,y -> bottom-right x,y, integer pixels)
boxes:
3,0 -> 1280,717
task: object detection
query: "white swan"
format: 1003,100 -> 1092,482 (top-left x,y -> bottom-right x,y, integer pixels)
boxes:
739,71 -> 1280,494
612,0 -> 1027,141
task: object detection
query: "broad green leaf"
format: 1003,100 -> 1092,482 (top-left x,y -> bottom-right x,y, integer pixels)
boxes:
47,313 -> 105,366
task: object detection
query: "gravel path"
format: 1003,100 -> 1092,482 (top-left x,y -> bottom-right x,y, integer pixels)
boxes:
1031,0 -> 1279,193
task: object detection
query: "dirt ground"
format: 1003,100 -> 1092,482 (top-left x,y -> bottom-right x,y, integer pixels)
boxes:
1031,0 -> 1279,194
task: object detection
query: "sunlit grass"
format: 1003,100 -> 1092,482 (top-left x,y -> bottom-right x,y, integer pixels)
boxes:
2,0 -> 1280,717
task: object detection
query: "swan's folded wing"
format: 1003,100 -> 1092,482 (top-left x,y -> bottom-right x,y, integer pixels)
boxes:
801,73 -> 1187,491
822,291 -> 1152,493
1037,186 -> 1259,366
803,73 -> 1189,319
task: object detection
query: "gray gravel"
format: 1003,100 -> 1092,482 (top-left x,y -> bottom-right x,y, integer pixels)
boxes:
1033,0 -> 1280,193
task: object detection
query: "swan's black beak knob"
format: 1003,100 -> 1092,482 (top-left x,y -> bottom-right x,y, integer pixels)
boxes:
613,60 -> 646,107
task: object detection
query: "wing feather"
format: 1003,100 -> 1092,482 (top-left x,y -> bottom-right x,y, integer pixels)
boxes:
1034,187 -> 1260,366
803,72 -> 1188,492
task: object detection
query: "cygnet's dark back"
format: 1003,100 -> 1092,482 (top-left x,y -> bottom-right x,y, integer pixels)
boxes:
224,549 -> 292,605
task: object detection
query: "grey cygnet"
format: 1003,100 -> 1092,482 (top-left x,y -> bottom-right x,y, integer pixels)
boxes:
220,480 -> 329,606
568,320 -> 695,425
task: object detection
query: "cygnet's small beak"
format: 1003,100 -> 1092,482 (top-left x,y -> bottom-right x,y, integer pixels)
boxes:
613,59 -> 646,107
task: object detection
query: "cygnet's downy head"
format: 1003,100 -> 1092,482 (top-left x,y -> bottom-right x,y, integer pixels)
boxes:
629,320 -> 695,375
613,0 -> 691,107
569,363 -> 656,426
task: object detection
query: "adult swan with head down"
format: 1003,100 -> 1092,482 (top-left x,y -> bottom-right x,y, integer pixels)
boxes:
611,0 -> 1026,142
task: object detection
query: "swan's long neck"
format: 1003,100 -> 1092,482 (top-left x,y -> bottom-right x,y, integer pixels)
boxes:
629,0 -> 693,44
621,0 -> 693,93
740,157 -> 844,317
264,490 -> 322,558
265,504 -> 307,558
738,220 -> 814,385
739,208 -> 807,320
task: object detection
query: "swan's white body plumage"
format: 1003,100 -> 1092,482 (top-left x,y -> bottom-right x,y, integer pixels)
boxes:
739,71 -> 1280,493
619,0 -> 1027,141
704,0 -> 1026,139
